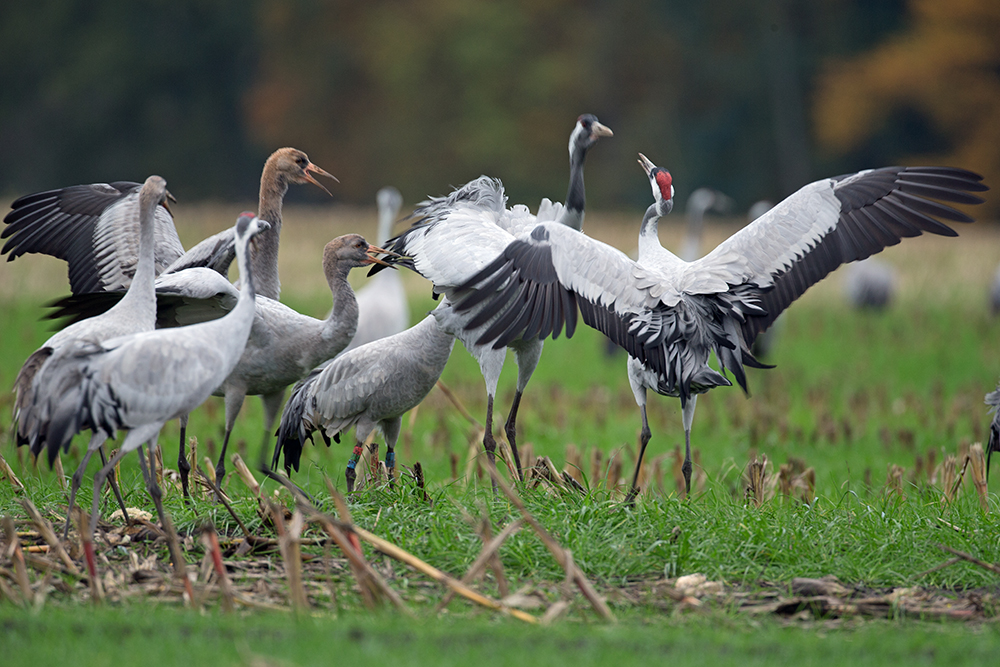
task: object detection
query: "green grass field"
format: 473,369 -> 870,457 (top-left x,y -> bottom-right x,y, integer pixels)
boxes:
2,204 -> 1000,663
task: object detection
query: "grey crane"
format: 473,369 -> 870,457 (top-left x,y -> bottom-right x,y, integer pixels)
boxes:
30,213 -> 267,580
373,114 -> 612,484
449,155 -> 986,500
679,187 -> 733,262
196,233 -> 394,490
842,257 -> 898,309
14,176 -> 171,535
342,186 -> 410,354
273,300 -> 457,490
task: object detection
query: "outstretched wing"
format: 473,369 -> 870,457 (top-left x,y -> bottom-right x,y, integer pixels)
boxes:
686,166 -> 986,340
452,222 -> 675,364
2,181 -> 184,293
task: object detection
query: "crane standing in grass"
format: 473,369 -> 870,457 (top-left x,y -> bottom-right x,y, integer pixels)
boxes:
372,115 -> 612,486
450,156 -> 987,500
273,300 -> 457,491
28,213 -> 267,582
13,176 -> 172,536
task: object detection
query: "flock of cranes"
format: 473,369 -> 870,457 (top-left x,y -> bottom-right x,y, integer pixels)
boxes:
1,115 -> 993,582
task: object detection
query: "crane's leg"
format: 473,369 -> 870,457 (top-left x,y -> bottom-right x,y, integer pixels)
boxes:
137,439 -> 187,584
214,388 -> 248,490
63,436 -> 101,541
383,419 -> 401,490
483,394 -> 499,494
100,445 -> 131,529
503,391 -> 525,482
177,413 -> 191,500
624,362 -> 650,505
346,437 -> 363,492
506,339 -> 541,483
86,445 -> 132,582
681,396 -> 698,497
625,405 -> 652,506
258,391 -> 286,470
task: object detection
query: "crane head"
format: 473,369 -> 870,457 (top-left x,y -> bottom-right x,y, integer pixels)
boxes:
637,153 -> 674,215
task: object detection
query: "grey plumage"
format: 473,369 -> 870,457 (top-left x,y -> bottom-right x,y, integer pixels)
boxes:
16,175 -> 170,444
6,149 -> 339,496
373,115 -> 612,483
13,175 -> 171,535
273,302 -> 456,489
204,233 -> 391,487
843,257 -> 897,309
2,180 -> 183,294
451,157 -> 987,499
26,214 -> 266,578
16,147 -> 337,320
680,187 -> 732,262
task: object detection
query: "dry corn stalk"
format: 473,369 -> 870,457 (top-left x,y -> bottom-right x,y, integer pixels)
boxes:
1,451 -> 26,493
969,443 -> 988,511
270,504 -> 309,611
520,442 -> 535,472
940,454 -> 958,504
486,465 -> 615,622
588,448 -> 603,488
564,444 -> 583,484
886,464 -> 905,499
745,454 -> 767,507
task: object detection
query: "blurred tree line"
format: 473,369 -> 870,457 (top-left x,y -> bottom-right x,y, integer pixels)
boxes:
0,0 -> 995,214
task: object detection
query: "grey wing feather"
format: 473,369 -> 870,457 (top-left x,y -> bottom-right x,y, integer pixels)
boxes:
309,346 -> 396,430
692,166 -> 986,339
3,181 -> 184,293
162,227 -> 237,276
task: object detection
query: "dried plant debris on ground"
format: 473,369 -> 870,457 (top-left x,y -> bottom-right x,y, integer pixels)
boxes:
1,494 -> 997,624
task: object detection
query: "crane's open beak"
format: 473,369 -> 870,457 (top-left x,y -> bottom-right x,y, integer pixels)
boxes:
637,153 -> 655,176
363,244 -> 401,267
303,162 -> 339,196
591,121 -> 614,139
162,190 -> 177,215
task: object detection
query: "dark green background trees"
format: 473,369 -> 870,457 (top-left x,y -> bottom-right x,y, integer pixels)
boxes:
1,0 -> 995,213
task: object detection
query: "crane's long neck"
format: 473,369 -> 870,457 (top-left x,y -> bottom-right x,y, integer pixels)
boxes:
414,313 -> 457,367
231,240 -> 258,323
255,164 -> 288,301
559,147 -> 588,231
323,261 -> 360,345
376,206 -> 396,248
117,192 -> 159,322
636,204 -> 664,263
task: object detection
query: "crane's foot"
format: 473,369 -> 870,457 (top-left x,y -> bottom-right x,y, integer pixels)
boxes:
346,463 -> 357,493
178,455 -> 192,503
385,451 -> 396,490
681,460 -> 692,498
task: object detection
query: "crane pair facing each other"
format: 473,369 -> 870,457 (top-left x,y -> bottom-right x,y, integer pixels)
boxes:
375,154 -> 987,501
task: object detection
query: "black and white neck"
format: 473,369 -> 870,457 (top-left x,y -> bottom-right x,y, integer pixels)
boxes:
558,114 -> 613,232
